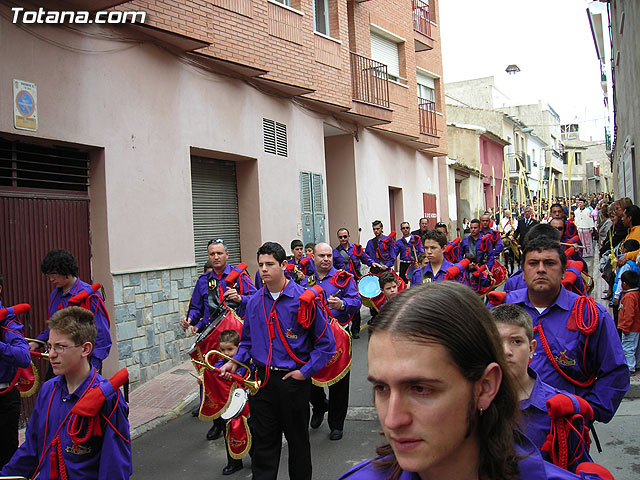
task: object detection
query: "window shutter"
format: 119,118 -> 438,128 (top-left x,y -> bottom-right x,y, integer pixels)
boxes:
311,173 -> 325,242
370,32 -> 400,78
300,172 -> 313,244
191,157 -> 241,270
263,118 -> 276,155
276,122 -> 287,157
263,118 -> 287,157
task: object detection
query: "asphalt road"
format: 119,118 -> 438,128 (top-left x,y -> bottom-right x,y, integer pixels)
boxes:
131,327 -> 382,480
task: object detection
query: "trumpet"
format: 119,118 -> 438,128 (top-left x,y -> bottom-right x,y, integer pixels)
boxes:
25,338 -> 50,360
192,349 -> 260,395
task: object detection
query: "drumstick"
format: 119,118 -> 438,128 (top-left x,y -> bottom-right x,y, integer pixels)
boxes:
189,371 -> 200,380
560,242 -> 586,249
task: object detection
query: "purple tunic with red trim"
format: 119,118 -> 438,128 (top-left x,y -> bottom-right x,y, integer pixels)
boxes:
521,369 -> 593,472
396,235 -> 424,262
285,256 -> 316,281
333,243 -> 374,278
460,235 -> 486,265
36,279 -> 111,371
481,227 -> 504,269
338,435 -> 604,479
365,235 -> 398,268
0,301 -> 31,384
0,369 -> 132,480
490,287 -> 628,423
233,280 -> 336,380
302,267 -> 361,326
187,264 -> 257,329
410,259 -> 460,286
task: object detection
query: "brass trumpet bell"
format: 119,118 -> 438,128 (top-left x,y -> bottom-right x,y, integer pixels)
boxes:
193,349 -> 260,395
25,338 -> 50,360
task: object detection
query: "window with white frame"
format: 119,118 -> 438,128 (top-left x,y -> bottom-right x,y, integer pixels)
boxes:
416,71 -> 436,103
370,30 -> 401,81
314,0 -> 329,35
273,0 -> 291,6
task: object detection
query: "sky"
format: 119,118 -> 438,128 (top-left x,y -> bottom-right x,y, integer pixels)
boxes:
439,0 -> 608,141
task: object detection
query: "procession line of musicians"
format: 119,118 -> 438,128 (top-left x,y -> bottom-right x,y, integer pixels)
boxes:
0,205 -> 629,479
179,209 -> 627,479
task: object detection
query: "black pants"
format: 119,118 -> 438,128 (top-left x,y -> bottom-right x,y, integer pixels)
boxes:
0,387 -> 21,469
249,369 -> 311,480
309,371 -> 350,431
399,261 -> 412,284
350,311 -> 361,335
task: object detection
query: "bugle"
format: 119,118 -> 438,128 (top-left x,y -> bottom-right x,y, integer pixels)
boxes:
25,338 -> 49,360
192,349 -> 260,395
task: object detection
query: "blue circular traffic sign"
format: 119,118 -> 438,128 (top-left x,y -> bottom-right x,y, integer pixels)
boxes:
16,90 -> 35,117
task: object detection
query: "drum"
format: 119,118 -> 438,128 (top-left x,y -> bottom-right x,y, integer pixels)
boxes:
189,307 -> 243,419
357,273 -> 381,308
312,319 -> 352,387
221,387 -> 249,420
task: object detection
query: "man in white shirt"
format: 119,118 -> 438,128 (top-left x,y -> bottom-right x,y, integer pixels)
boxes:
574,198 -> 595,257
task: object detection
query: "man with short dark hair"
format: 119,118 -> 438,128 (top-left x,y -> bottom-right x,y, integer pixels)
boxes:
411,217 -> 430,243
181,239 -> 256,332
492,237 -> 629,424
365,221 -> 397,273
396,222 -> 424,283
333,228 -> 379,337
480,213 -> 504,269
31,249 -> 111,372
287,239 -> 315,282
220,242 -> 336,480
181,239 -> 257,440
460,219 -> 484,264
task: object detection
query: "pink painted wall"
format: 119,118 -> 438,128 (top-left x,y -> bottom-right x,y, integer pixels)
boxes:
479,136 -> 505,209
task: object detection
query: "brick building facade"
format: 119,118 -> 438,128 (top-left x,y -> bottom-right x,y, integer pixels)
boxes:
1,0 -> 448,390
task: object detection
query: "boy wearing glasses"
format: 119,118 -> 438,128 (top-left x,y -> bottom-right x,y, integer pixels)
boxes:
30,249 -> 111,372
1,306 -> 132,479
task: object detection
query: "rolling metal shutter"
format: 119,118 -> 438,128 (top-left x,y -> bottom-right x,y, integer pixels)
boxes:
0,135 -> 91,427
190,157 -> 241,271
370,31 -> 400,79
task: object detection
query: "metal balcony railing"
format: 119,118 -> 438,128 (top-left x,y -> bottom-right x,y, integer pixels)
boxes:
413,0 -> 431,38
350,52 -> 390,108
418,98 -> 437,136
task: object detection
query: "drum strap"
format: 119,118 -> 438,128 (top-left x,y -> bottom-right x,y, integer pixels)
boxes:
268,295 -> 331,368
533,297 -> 598,388
338,248 -> 359,279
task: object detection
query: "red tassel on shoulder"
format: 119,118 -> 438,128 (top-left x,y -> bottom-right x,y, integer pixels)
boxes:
71,369 -> 129,417
487,291 -> 507,305
298,286 -> 323,329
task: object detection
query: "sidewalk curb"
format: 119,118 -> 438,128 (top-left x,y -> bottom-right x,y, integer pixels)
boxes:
130,390 -> 199,440
627,381 -> 640,399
